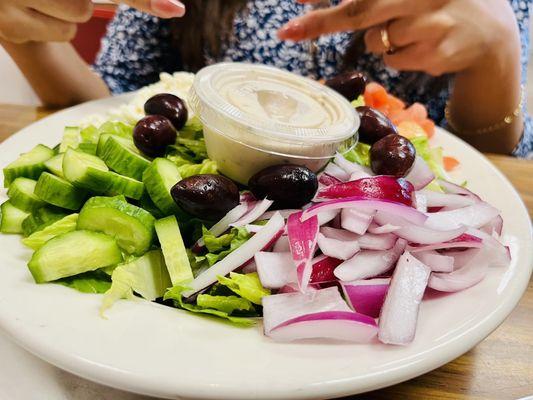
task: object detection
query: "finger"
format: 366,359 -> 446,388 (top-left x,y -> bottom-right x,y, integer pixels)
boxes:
365,13 -> 455,54
382,42 -> 438,73
278,0 -> 440,41
18,8 -> 77,42
27,0 -> 93,23
113,0 -> 185,18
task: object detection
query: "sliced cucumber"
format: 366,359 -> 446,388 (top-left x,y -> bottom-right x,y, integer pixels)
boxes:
35,172 -> 88,210
77,196 -> 155,255
143,158 -> 184,216
0,201 -> 30,234
63,149 -> 143,199
44,153 -> 64,178
80,125 -> 99,143
28,230 -> 123,283
101,136 -> 150,180
3,144 -> 54,187
59,126 -> 81,153
96,134 -> 133,157
22,206 -> 68,237
139,191 -> 164,219
22,213 -> 78,250
77,142 -> 97,155
155,215 -> 193,285
7,177 -> 45,212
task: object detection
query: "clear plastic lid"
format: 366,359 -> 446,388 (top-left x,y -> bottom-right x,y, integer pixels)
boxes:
189,63 -> 359,159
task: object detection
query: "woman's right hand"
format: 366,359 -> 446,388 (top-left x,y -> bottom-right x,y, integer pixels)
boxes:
0,0 -> 186,44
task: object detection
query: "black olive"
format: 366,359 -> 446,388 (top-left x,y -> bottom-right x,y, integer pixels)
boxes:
133,115 -> 177,157
356,106 -> 398,145
370,134 -> 416,177
325,71 -> 367,101
144,93 -> 188,131
248,164 -> 318,209
171,174 -> 239,220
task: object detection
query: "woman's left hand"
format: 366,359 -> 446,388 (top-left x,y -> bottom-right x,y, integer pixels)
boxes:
278,0 -> 520,76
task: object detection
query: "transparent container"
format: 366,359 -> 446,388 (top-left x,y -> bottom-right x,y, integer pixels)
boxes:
189,63 -> 359,184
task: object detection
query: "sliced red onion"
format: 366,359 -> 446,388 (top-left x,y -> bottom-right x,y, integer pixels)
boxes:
194,203 -> 249,248
334,238 -> 407,281
301,197 -> 428,225
350,170 -> 372,181
309,255 -> 342,283
367,222 -> 400,234
317,208 -> 340,226
287,211 -> 319,292
320,226 -> 358,241
334,153 -> 373,176
480,215 -> 503,236
378,251 -> 431,345
259,209 -> 300,220
412,250 -> 454,272
442,249 -> 480,270
239,191 -> 257,204
428,248 -> 489,292
374,211 -> 466,245
415,192 -> 427,213
231,198 -> 274,227
318,172 -> 342,187
262,286 -> 352,334
268,311 -> 378,343
357,232 -> 396,250
341,208 -> 375,235
324,162 -> 350,182
419,189 -> 476,210
255,252 -> 297,289
424,202 -> 500,231
405,156 -> 435,190
437,180 -> 481,200
407,233 -> 483,252
241,259 -> 257,274
244,224 -> 264,233
273,235 -> 290,252
341,278 -> 390,318
317,232 -> 360,260
182,212 -> 285,298
467,228 -> 510,268
316,176 -> 414,207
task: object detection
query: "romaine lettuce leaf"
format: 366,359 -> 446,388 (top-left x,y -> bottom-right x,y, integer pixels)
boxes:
196,294 -> 253,314
217,272 -> 270,305
410,136 -> 451,182
57,270 -> 111,294
177,159 -> 218,178
198,226 -> 252,266
97,121 -> 134,138
178,116 -> 203,139
164,285 -> 255,326
351,95 -> 365,108
343,142 -> 371,166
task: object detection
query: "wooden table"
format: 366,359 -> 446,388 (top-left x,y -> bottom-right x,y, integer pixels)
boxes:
1,104 -> 532,400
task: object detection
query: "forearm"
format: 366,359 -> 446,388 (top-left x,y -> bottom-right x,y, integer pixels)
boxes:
1,40 -> 110,107
447,29 -> 523,154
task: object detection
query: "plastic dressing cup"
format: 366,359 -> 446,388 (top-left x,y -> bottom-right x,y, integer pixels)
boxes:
189,63 -> 359,184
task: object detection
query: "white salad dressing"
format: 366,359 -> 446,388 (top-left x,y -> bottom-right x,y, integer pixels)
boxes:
189,63 -> 359,184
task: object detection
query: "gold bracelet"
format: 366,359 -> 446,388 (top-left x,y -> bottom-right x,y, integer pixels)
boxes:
445,85 -> 524,136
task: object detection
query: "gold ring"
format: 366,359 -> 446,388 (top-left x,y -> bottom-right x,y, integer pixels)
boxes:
380,24 -> 395,55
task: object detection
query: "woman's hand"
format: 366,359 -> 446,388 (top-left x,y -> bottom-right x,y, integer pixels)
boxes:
0,0 -> 185,44
278,0 -> 520,76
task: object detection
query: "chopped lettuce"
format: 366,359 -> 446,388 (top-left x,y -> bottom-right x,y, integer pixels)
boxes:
21,214 -> 78,250
177,159 -> 218,178
217,272 -> 270,305
197,226 -> 252,267
101,250 -> 171,314
351,95 -> 365,108
57,270 -> 111,294
178,116 -> 203,139
80,125 -> 99,144
343,142 -> 371,166
97,121 -> 133,138
164,285 -> 256,326
410,136 -> 451,182
196,294 -> 253,314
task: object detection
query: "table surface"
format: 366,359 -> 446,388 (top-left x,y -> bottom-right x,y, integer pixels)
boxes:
0,103 -> 532,400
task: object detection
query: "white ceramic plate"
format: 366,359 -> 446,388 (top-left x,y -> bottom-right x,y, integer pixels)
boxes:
0,95 -> 531,400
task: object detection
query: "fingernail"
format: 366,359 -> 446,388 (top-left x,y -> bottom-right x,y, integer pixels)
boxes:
151,0 -> 186,18
278,22 -> 305,41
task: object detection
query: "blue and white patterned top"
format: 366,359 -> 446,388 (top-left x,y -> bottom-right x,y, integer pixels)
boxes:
94,0 -> 532,158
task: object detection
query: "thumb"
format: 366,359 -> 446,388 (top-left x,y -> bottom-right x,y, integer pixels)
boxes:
112,0 -> 186,18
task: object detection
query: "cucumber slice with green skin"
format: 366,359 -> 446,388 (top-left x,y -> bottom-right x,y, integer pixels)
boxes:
28,230 -> 123,283
96,134 -> 133,157
35,172 -> 88,210
59,126 -> 81,153
80,125 -> 99,143
143,158 -> 184,216
0,201 -> 30,234
3,144 -> 54,187
7,177 -> 45,212
22,213 -> 78,250
44,153 -> 64,178
155,215 -> 193,285
77,196 -> 155,255
138,191 -> 164,219
101,136 -> 151,180
22,206 -> 68,237
63,149 -> 143,199
78,142 -> 97,155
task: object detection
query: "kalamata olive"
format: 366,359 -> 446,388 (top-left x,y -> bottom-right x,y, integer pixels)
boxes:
133,115 -> 177,157
144,93 -> 188,131
325,71 -> 367,101
370,134 -> 416,177
248,165 -> 318,209
356,106 -> 398,145
171,174 -> 239,220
